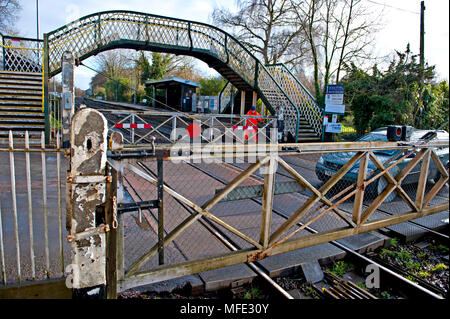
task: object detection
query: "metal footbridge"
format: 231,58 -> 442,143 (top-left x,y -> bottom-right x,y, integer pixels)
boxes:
1,10 -> 323,143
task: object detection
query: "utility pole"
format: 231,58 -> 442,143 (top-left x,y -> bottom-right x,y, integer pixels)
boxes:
36,0 -> 39,41
418,1 -> 425,128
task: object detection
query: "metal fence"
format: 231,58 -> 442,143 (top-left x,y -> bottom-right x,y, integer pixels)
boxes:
49,93 -> 62,144
98,108 -> 278,147
0,131 -> 68,288
106,135 -> 449,292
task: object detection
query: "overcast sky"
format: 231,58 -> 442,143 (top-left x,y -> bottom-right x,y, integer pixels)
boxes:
12,0 -> 450,90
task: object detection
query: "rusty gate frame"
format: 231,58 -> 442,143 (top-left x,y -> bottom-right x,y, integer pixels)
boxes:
1,110 -> 447,299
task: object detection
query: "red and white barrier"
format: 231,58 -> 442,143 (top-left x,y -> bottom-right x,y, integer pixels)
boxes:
232,126 -> 257,131
115,123 -> 152,129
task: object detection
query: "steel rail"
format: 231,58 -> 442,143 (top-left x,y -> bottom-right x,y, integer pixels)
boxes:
120,173 -> 189,261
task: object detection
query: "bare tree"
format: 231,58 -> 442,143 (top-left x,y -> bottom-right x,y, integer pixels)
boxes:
212,0 -> 307,65
91,50 -> 203,96
0,0 -> 21,34
166,56 -> 203,82
290,0 -> 383,104
93,50 -> 134,79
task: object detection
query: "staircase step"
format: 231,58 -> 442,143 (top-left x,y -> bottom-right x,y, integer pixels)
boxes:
0,106 -> 43,112
0,95 -> 42,101
0,72 -> 42,79
0,110 -> 44,117
0,71 -> 41,77
0,123 -> 45,130
0,79 -> 42,86
0,89 -> 43,95
298,129 -> 317,133
0,116 -> 44,123
0,77 -> 42,84
0,99 -> 42,105
0,84 -> 43,90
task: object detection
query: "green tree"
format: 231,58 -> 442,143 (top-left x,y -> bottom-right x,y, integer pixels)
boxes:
341,45 -> 442,135
150,52 -> 173,80
136,52 -> 152,85
199,76 -> 227,96
421,81 -> 449,131
105,77 -> 131,102
94,87 -> 106,100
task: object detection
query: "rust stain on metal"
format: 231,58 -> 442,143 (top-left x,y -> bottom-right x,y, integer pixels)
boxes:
247,251 -> 268,263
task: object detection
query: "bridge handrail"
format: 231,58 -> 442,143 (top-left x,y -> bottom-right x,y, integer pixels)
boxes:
266,63 -> 323,136
266,63 -> 318,104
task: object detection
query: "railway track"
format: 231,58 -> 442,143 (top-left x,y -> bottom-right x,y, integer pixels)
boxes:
320,272 -> 378,299
188,160 -> 445,299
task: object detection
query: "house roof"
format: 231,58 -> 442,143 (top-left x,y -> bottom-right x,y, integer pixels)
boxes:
145,76 -> 200,88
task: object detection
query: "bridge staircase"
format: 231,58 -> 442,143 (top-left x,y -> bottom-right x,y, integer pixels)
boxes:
219,64 -> 323,142
0,71 -> 44,142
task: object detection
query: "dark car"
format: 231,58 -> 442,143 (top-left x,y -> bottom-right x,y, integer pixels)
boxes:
315,127 -> 449,201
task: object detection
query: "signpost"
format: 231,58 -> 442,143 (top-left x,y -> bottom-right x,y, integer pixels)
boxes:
322,85 -> 345,141
325,84 -> 344,105
325,123 -> 342,133
325,103 -> 345,114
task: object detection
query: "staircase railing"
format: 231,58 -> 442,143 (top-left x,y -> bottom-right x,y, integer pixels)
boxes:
218,81 -> 235,113
257,65 -> 300,141
266,63 -> 323,137
0,33 -> 42,72
0,33 -> 3,70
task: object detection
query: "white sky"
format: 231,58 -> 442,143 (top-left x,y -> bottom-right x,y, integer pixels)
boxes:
12,0 -> 450,90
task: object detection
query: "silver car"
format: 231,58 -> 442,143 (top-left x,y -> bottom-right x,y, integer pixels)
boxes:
315,128 -> 449,201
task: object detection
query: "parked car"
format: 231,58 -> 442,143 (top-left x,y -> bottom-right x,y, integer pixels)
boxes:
315,127 -> 449,201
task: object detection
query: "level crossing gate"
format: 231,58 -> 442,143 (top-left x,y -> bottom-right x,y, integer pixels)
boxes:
63,108 -> 448,298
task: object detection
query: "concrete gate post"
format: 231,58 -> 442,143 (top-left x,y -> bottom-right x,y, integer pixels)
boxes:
62,51 -> 75,148
68,107 -> 109,298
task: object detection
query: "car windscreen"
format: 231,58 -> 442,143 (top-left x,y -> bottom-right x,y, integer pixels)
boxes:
356,132 -> 398,156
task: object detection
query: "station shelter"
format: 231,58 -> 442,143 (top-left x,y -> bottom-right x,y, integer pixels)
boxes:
145,77 -> 200,112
